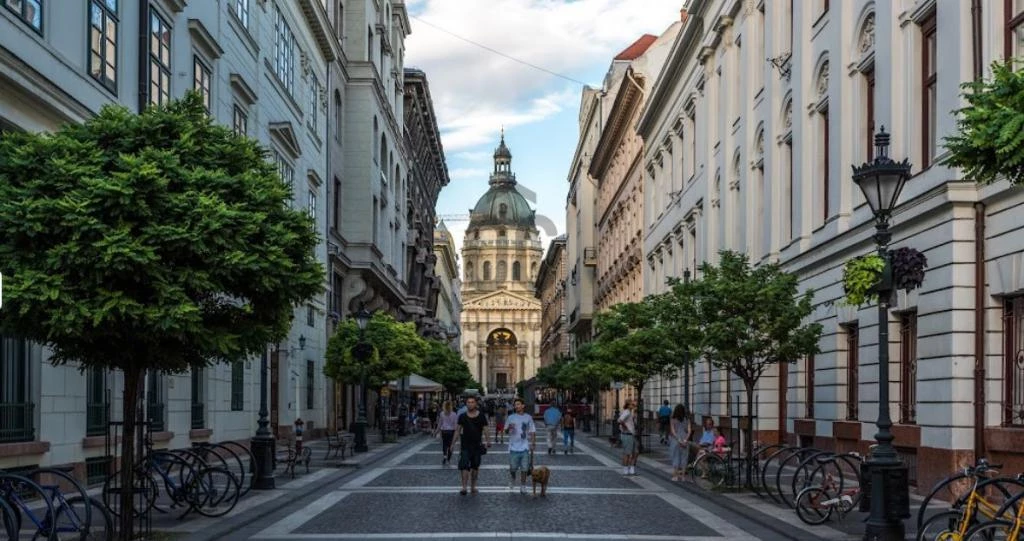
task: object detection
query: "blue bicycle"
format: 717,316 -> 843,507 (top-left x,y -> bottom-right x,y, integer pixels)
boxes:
1,467 -> 112,541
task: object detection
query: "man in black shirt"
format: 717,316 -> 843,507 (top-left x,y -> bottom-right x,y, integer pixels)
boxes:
452,395 -> 489,495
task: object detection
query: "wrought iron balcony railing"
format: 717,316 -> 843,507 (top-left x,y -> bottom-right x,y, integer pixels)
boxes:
86,402 -> 108,437
191,402 -> 205,430
0,402 -> 35,443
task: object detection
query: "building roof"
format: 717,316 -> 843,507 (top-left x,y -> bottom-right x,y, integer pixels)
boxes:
469,184 -> 536,228
614,34 -> 658,61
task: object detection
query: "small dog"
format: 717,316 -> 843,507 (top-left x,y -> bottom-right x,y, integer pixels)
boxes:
531,466 -> 551,496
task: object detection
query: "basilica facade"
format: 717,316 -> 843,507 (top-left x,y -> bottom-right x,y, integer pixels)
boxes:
460,136 -> 542,394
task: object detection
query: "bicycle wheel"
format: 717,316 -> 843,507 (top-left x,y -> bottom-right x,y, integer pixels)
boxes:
760,446 -> 798,503
917,510 -> 973,541
795,487 -> 833,525
0,473 -> 56,541
692,454 -> 727,490
187,467 -> 240,518
202,443 -> 248,498
963,519 -> 1017,541
776,448 -> 819,509
101,469 -> 158,519
919,472 -> 973,531
219,441 -> 256,495
28,468 -> 92,541
0,495 -> 19,540
790,451 -> 833,503
47,497 -> 112,541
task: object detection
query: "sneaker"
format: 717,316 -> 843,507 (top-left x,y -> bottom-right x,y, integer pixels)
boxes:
623,467 -> 630,475
629,466 -> 636,475
671,475 -> 679,482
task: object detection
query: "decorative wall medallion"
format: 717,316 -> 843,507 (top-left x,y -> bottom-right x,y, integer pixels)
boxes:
859,13 -> 876,54
816,61 -> 830,100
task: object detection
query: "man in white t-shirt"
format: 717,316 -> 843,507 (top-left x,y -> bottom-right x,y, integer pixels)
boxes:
618,400 -> 638,475
505,398 -> 536,494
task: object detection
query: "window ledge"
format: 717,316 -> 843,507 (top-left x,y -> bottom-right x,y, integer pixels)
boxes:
985,426 -> 1024,453
189,428 -> 213,439
151,431 -> 175,443
832,420 -> 861,440
891,423 -> 921,448
0,440 -> 51,458
82,435 -> 118,449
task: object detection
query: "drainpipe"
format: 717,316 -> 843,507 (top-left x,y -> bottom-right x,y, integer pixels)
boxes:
137,2 -> 150,113
971,0 -> 986,460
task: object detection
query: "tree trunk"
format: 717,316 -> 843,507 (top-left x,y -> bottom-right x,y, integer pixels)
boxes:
744,378 -> 756,489
118,366 -> 142,540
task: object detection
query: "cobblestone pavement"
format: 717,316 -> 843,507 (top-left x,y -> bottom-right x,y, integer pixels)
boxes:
179,424 -> 875,541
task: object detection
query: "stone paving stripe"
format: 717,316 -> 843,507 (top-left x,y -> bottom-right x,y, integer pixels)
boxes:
276,468 -> 337,490
336,486 -> 657,494
340,467 -> 389,488
384,439 -> 433,467
722,493 -> 856,540
657,490 -> 761,540
250,534 -> 723,540
572,440 -> 623,467
252,490 -> 351,539
388,464 -> 613,471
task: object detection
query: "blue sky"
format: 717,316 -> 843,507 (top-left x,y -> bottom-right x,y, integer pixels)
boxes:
404,0 -> 686,258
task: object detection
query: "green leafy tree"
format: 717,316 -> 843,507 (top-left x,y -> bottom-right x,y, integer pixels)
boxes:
943,61 -> 1024,185
590,297 -> 688,446
666,251 -> 821,461
421,339 -> 474,399
323,312 -> 426,391
0,93 -> 323,538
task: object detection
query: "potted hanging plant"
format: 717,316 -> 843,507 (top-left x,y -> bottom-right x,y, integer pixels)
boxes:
841,254 -> 886,306
888,247 -> 928,291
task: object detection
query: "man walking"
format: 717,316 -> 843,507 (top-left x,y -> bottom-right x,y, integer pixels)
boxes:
543,403 -> 562,455
505,398 -> 536,494
658,400 -> 672,445
452,395 -> 489,495
618,400 -> 638,475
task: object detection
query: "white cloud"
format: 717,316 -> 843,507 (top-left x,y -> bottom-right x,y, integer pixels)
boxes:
406,0 -> 684,151
448,167 -> 489,181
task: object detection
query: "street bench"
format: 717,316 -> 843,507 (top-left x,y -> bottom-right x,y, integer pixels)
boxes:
325,431 -> 356,460
276,440 -> 312,478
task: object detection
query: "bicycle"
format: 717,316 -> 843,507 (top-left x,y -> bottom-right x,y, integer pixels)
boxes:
686,444 -> 732,490
917,469 -> 1024,541
795,469 -> 862,525
0,471 -> 57,540
917,458 -> 1019,531
963,486 -> 1024,540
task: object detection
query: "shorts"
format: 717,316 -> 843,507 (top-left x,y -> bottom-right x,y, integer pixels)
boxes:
620,434 -> 637,456
509,450 -> 530,473
458,447 -> 483,471
496,422 -> 505,432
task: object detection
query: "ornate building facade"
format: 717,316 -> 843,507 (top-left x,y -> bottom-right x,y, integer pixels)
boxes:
433,220 -> 462,352
637,0 -> 1024,492
535,235 -> 569,368
460,136 -> 542,394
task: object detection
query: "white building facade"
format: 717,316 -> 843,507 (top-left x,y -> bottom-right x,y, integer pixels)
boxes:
638,0 -> 1024,492
433,220 -> 462,353
0,0 -> 336,478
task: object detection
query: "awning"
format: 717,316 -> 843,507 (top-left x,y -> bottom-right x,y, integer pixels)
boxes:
388,373 -> 443,392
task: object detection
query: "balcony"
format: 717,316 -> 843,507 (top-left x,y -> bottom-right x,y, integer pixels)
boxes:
0,402 -> 35,443
86,402 -> 108,437
191,402 -> 205,430
584,247 -> 597,266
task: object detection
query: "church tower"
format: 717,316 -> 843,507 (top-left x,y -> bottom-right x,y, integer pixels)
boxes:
460,134 -> 543,395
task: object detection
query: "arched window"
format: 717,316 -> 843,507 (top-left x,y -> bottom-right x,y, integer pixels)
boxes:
498,203 -> 508,217
380,134 -> 387,173
334,90 -> 343,143
372,117 -> 379,165
367,26 -> 373,62
483,261 -> 492,281
530,261 -> 538,280
512,261 -> 521,281
465,262 -> 474,281
496,261 -> 507,281
335,2 -> 344,40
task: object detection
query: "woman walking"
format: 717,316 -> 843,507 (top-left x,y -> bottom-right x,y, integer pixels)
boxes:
435,400 -> 459,465
561,408 -> 576,454
669,405 -> 692,482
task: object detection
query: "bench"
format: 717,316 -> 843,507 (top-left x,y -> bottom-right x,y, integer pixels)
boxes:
276,440 -> 312,478
325,431 -> 356,460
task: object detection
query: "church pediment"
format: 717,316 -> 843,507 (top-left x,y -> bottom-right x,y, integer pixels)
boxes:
463,290 -> 540,311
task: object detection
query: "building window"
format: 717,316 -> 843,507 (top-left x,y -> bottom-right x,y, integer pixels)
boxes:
483,261 -> 492,281
86,366 -> 107,437
372,197 -> 378,244
234,0 -> 248,28
230,361 -> 244,411
785,139 -> 794,240
148,10 -> 171,107
146,371 -> 165,432
190,367 -> 204,429
193,56 -> 212,112
306,360 -> 315,410
465,262 -> 474,281
307,304 -> 315,327
274,6 -> 295,95
1003,296 -> 1024,425
497,261 -> 507,282
233,105 -> 247,135
921,13 -> 937,169
786,0 -> 794,50
308,77 -> 320,132
512,261 -> 521,281
4,0 -> 41,32
334,91 -> 343,143
804,354 -> 815,418
307,190 -> 316,221
274,151 -> 294,187
0,336 -> 33,443
88,0 -> 118,93
843,322 -> 859,420
820,106 -> 830,222
334,2 -> 344,40
899,311 -> 918,424
332,176 -> 341,230
865,68 -> 875,161
1006,0 -> 1024,58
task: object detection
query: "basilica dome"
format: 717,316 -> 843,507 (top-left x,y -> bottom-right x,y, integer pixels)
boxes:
467,134 -> 536,228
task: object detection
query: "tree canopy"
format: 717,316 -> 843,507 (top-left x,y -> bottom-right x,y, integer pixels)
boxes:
421,338 -> 474,397
323,311 -> 425,390
589,297 -> 688,391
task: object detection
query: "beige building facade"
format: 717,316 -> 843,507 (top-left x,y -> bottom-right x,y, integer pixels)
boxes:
433,220 -> 462,352
460,137 -> 543,394
637,0 -> 1024,492
535,236 -> 569,368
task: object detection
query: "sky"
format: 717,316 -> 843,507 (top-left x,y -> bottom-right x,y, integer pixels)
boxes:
404,0 -> 687,265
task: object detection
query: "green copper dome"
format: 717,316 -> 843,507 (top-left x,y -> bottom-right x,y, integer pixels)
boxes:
468,134 -> 535,228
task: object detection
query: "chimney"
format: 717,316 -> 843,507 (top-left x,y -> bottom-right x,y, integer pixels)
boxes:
680,8 -> 689,23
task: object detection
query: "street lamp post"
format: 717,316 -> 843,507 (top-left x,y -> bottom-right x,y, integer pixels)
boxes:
351,308 -> 373,453
852,127 -> 913,541
251,349 -> 275,489
682,269 -> 691,413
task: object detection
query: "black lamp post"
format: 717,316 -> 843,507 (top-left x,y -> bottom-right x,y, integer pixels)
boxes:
852,127 -> 912,541
351,308 -> 373,453
682,269 -> 692,413
251,348 -> 275,489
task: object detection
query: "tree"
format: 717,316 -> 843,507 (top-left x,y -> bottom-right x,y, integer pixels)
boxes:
323,312 -> 426,391
421,339 -> 474,399
942,61 -> 1024,185
0,93 -> 323,538
590,297 -> 688,448
666,251 -> 821,465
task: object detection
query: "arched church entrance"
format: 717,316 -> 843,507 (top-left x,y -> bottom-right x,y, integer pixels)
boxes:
486,328 -> 518,393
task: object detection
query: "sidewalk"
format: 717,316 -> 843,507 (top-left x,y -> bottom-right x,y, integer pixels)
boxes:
150,430 -> 425,539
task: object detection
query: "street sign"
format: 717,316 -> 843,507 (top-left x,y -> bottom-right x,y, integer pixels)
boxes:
611,381 -> 624,390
